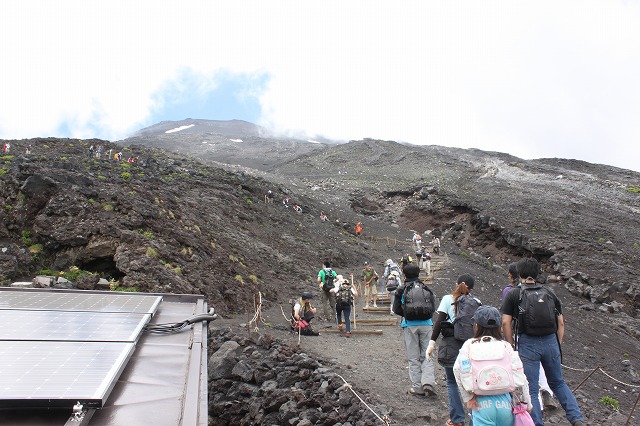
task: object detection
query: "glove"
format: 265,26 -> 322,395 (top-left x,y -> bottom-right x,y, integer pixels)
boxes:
426,340 -> 436,358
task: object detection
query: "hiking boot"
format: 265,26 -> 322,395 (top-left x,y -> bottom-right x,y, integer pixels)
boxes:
373,303 -> 378,308
338,323 -> 344,331
345,332 -> 351,338
407,387 -> 425,396
446,421 -> 463,426
542,390 -> 558,410
422,384 -> 437,397
365,304 -> 370,308
571,421 -> 586,426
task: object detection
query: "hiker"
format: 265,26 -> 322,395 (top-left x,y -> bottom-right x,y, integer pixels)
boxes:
354,222 -> 362,237
412,231 -> 422,251
432,235 -> 441,255
399,254 -> 413,273
319,211 -> 328,222
383,259 -> 402,312
421,247 -> 432,275
329,275 -> 358,337
264,190 -> 274,203
282,197 -> 290,207
293,204 -> 302,213
426,274 -> 481,426
291,291 -> 319,336
361,261 -> 378,308
25,145 -> 31,155
502,262 -> 558,413
4,142 -> 10,153
87,145 -> 94,159
392,264 -> 437,397
502,258 -> 586,426
454,306 -> 532,425
317,259 -> 337,321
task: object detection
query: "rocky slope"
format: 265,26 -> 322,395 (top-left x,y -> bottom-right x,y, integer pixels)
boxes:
2,131 -> 640,424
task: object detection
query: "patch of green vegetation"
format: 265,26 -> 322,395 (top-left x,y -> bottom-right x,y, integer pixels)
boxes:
121,172 -> 131,180
88,198 -> 95,205
234,275 -> 244,284
229,254 -> 239,263
22,230 -> 33,245
0,168 -> 7,175
102,203 -> 114,212
1,155 -> 14,160
137,229 -> 155,239
180,247 -> 192,255
98,175 -> 106,180
598,237 -> 606,243
145,247 -> 158,257
210,241 -> 216,249
193,224 -> 201,234
627,185 -> 640,193
599,396 -> 619,410
461,251 -> 469,258
168,210 -> 175,219
248,275 -> 259,285
28,244 -> 43,254
120,162 -> 131,168
633,242 -> 640,250
61,266 -> 93,281
60,156 -> 67,161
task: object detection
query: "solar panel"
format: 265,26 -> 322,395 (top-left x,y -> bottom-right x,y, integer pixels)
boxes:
0,310 -> 150,342
0,291 -> 162,314
0,341 -> 135,408
0,289 -> 164,409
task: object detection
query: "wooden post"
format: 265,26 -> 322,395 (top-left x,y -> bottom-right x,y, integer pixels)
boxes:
350,273 -> 356,330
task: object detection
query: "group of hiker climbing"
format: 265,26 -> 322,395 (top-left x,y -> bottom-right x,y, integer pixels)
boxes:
394,257 -> 585,426
291,241 -> 585,426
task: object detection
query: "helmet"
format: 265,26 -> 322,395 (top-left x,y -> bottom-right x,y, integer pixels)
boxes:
342,279 -> 350,285
385,259 -> 393,266
301,291 -> 313,300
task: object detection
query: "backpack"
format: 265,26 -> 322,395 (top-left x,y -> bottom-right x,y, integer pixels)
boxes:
402,280 -> 436,320
518,285 -> 557,336
335,282 -> 353,307
322,269 -> 334,292
453,295 -> 482,341
386,275 -> 399,291
458,337 -> 517,396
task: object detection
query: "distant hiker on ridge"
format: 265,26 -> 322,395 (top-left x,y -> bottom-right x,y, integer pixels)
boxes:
354,222 -> 362,237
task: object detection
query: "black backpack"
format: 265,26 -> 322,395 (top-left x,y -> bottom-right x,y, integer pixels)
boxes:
518,285 -> 557,336
335,282 -> 353,307
453,295 -> 482,341
322,269 -> 334,292
386,275 -> 399,292
401,280 -> 436,320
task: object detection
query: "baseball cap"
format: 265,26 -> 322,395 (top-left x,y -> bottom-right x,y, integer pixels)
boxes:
473,306 -> 501,329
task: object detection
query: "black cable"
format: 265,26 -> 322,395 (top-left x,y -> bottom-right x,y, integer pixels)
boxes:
144,308 -> 217,334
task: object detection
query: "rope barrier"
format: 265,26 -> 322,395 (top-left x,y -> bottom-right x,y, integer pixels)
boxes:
562,363 -> 640,389
247,292 -> 265,332
336,374 -> 390,426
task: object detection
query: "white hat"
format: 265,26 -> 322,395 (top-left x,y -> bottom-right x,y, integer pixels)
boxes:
335,274 -> 344,283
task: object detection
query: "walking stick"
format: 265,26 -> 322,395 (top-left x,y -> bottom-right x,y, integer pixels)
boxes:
351,273 -> 356,330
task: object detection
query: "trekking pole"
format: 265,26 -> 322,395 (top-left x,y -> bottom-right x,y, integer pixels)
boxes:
350,274 -> 357,330
572,366 -> 599,393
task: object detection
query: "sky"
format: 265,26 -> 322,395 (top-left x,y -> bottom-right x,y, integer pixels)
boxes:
1,1 -> 639,172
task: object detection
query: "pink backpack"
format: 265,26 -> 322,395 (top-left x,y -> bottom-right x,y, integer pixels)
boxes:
459,337 -> 517,395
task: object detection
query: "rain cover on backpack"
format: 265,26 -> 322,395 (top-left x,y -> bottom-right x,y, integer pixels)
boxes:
458,337 -> 519,396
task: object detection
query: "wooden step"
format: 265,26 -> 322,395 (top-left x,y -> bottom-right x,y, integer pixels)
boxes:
320,329 -> 383,335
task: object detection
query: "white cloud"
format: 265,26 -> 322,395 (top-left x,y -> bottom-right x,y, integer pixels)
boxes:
0,1 -> 639,172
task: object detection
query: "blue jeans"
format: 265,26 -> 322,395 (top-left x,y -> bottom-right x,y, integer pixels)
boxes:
518,333 -> 584,426
336,304 -> 352,332
445,367 -> 471,425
